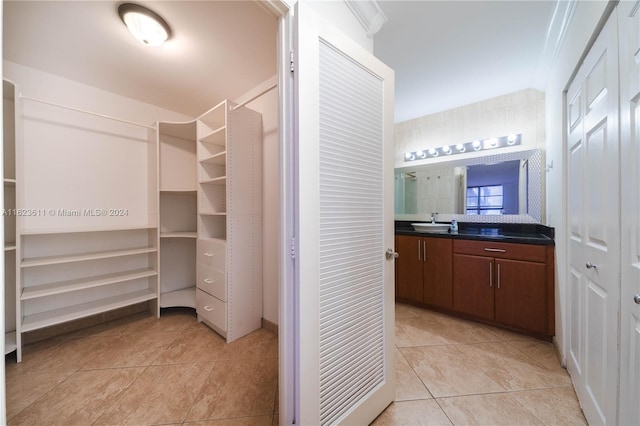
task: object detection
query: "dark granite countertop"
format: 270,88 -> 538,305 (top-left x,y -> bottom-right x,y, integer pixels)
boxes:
395,221 -> 555,246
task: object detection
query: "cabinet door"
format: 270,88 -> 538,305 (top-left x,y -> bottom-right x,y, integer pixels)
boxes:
424,238 -> 452,309
495,258 -> 547,333
453,254 -> 494,320
395,235 -> 423,303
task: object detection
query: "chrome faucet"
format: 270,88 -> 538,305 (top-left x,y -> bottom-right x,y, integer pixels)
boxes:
431,212 -> 438,223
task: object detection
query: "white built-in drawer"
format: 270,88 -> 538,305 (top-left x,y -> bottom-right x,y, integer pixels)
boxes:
197,238 -> 226,270
197,265 -> 226,301
196,289 -> 227,332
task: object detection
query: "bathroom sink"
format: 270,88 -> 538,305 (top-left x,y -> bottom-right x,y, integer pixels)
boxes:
411,223 -> 450,233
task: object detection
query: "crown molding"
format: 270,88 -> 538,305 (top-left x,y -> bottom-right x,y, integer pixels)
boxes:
344,0 -> 388,38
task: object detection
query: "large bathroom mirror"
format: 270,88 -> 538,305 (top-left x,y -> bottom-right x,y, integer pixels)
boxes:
394,149 -> 544,223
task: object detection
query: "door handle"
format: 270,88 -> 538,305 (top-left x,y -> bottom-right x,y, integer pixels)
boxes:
204,278 -> 214,284
634,294 -> 640,305
203,305 -> 214,312
204,252 -> 214,257
489,262 -> 493,287
586,262 -> 597,269
386,248 -> 399,260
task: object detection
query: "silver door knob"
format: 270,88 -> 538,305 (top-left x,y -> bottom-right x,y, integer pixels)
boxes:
634,294 -> 640,305
386,248 -> 399,259
586,262 -> 597,269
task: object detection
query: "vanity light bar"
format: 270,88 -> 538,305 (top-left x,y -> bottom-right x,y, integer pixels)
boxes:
404,133 -> 522,162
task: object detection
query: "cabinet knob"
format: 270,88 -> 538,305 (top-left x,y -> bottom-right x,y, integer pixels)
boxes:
386,248 -> 399,260
634,294 -> 640,305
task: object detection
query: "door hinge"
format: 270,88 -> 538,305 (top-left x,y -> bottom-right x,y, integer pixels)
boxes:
290,51 -> 295,73
290,236 -> 296,258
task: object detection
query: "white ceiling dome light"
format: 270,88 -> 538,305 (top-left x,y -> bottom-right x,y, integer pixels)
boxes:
118,3 -> 171,47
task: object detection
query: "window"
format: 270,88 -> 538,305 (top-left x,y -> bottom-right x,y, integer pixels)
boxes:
466,185 -> 503,215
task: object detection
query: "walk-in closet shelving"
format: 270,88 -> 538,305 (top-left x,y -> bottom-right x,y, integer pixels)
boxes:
196,100 -> 263,342
4,79 -> 18,356
11,92 -> 160,361
158,121 -> 197,308
20,227 -> 159,332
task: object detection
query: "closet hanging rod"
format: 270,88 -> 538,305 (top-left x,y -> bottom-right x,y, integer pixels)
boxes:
19,94 -> 157,130
232,82 -> 278,111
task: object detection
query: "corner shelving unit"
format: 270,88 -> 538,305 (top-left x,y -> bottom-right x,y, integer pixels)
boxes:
3,79 -> 18,357
158,121 -> 197,309
195,100 -> 263,342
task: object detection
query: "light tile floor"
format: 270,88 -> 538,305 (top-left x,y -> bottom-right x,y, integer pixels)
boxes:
6,304 -> 587,425
5,308 -> 278,425
372,303 -> 587,425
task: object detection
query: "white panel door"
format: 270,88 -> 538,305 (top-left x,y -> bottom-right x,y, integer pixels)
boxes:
618,2 -> 640,424
566,12 -> 620,425
293,2 -> 395,425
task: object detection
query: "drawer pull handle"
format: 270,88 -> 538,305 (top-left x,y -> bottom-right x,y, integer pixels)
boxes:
204,278 -> 214,284
204,252 -> 214,257
203,305 -> 214,312
484,248 -> 506,253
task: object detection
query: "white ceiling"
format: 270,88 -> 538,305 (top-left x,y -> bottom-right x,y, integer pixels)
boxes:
4,1 -> 557,123
374,0 -> 557,123
3,1 -> 278,117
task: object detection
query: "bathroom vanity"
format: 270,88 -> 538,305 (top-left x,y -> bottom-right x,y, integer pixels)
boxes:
395,221 -> 555,339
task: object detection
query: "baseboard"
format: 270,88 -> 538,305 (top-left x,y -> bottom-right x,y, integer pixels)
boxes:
261,317 -> 278,336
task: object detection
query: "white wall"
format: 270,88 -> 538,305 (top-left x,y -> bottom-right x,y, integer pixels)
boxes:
3,61 -> 192,231
4,62 -> 191,125
544,1 -> 609,361
234,76 -> 280,326
395,89 -> 545,169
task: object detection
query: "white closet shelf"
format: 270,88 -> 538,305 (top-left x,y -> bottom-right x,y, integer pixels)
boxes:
160,287 -> 196,308
21,289 -> 157,332
199,211 -> 227,216
159,189 -> 197,193
200,126 -> 226,146
198,236 -> 227,244
5,332 -> 17,355
200,151 -> 226,165
199,101 -> 227,129
20,225 -> 157,235
5,243 -> 17,251
3,178 -> 16,185
21,247 -> 157,268
200,176 -> 227,185
21,268 -> 157,300
160,232 -> 197,238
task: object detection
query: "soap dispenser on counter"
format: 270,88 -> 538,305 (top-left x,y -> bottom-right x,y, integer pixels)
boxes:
450,219 -> 458,233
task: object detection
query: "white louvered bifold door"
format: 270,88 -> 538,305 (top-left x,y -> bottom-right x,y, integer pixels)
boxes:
294,3 -> 395,425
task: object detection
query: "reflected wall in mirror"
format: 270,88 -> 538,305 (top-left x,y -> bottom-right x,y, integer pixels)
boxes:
395,149 -> 543,222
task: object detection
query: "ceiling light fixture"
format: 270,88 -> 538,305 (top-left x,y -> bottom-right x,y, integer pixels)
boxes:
118,3 -> 171,47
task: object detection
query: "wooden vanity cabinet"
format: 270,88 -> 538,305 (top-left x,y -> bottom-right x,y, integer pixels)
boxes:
451,254 -> 494,320
395,234 -> 452,309
452,240 -> 553,335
